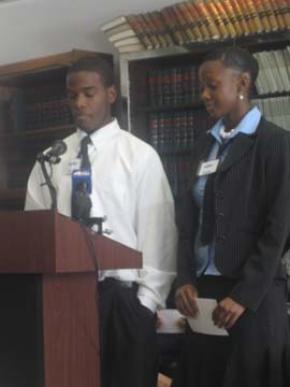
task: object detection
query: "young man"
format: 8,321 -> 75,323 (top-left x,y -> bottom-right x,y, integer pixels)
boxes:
25,56 -> 177,387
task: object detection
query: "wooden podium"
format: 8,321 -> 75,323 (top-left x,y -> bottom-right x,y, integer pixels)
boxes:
0,210 -> 142,387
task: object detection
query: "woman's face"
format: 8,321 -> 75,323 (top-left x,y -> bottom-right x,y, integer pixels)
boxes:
198,60 -> 243,120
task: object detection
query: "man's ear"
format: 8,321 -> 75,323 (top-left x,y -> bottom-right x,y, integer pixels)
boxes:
107,85 -> 117,104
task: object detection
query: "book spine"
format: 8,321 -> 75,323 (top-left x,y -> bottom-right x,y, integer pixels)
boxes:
180,2 -> 203,41
192,0 -> 218,40
221,0 -> 245,37
241,0 -> 264,34
204,1 -> 228,39
161,7 -> 187,45
127,15 -> 153,49
269,0 -> 287,29
172,4 -> 196,43
276,0 -> 290,28
186,2 -> 209,40
139,13 -> 160,49
142,13 -> 162,48
220,0 -> 244,37
151,11 -> 175,46
262,0 -> 280,31
212,0 -> 237,38
149,113 -> 159,150
255,0 -> 272,32
228,0 -> 251,35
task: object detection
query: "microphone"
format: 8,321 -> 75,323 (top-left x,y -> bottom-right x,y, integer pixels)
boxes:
37,140 -> 67,164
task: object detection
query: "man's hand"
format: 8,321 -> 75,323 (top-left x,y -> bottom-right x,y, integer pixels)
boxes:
212,297 -> 245,329
175,284 -> 199,317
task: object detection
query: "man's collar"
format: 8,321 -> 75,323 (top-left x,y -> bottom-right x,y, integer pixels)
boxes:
77,118 -> 120,147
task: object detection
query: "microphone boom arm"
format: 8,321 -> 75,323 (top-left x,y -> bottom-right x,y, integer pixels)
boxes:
38,158 -> 57,211
36,140 -> 67,211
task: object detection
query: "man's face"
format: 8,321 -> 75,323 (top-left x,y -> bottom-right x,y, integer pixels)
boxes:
66,71 -> 117,133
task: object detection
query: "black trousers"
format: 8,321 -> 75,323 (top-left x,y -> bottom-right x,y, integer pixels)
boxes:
173,275 -> 290,387
98,278 -> 158,387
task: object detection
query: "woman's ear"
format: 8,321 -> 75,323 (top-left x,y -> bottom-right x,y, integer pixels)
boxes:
237,72 -> 251,99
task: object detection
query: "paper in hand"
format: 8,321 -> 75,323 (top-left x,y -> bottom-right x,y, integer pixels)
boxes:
157,309 -> 185,334
187,298 -> 229,336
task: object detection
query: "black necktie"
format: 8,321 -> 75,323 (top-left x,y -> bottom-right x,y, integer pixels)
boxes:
71,136 -> 92,224
79,135 -> 91,171
200,139 -> 232,246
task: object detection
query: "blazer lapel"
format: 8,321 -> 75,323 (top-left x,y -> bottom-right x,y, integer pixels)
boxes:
219,132 -> 256,173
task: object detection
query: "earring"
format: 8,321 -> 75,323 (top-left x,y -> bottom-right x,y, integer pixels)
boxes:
239,94 -> 244,100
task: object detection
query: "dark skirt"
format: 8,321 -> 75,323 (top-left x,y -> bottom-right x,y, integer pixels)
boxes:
172,276 -> 290,387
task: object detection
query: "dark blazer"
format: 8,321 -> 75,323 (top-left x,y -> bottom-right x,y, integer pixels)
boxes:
177,117 -> 290,311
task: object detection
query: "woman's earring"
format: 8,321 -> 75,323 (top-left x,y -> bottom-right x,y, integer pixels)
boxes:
239,94 -> 245,100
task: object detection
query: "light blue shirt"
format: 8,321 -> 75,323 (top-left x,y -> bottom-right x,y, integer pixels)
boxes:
193,106 -> 262,277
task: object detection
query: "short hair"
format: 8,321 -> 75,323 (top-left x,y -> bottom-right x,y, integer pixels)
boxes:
200,46 -> 259,85
67,56 -> 115,87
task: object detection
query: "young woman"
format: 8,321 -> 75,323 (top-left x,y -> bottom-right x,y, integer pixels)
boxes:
174,46 -> 290,387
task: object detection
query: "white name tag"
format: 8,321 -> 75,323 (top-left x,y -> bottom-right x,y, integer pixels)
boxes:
197,159 -> 219,176
67,158 -> 81,175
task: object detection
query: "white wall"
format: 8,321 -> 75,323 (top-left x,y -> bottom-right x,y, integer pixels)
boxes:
0,0 -> 175,65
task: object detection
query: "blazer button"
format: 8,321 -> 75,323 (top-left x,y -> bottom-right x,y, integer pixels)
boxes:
217,212 -> 225,218
217,234 -> 227,241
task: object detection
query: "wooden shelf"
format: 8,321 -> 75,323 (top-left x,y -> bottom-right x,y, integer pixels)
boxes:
134,101 -> 204,112
0,124 -> 75,140
253,91 -> 290,100
185,30 -> 290,53
0,49 -> 111,81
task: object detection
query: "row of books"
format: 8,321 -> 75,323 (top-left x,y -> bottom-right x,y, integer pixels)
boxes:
145,46 -> 290,110
254,46 -> 290,94
254,96 -> 290,130
0,87 -> 73,132
24,98 -> 73,131
101,0 -> 290,54
149,110 -> 213,153
148,66 -> 199,107
150,99 -> 290,156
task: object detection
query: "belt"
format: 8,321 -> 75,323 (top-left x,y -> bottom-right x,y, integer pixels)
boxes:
99,277 -> 137,290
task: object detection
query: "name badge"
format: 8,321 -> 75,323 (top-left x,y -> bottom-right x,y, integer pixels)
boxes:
197,159 -> 219,176
68,158 -> 81,174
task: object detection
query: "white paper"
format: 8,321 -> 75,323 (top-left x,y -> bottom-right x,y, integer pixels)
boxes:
187,298 -> 229,336
157,309 -> 185,334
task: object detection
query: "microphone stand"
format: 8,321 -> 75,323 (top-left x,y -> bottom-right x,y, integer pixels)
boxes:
37,154 -> 57,211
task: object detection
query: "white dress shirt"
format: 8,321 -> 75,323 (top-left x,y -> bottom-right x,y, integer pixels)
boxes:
25,119 -> 177,312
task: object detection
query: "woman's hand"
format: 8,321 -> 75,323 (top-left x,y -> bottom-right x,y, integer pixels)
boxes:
175,284 -> 199,317
212,297 -> 245,329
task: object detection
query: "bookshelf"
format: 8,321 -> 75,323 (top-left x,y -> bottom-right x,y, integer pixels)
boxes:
0,49 -> 112,210
120,31 -> 290,201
